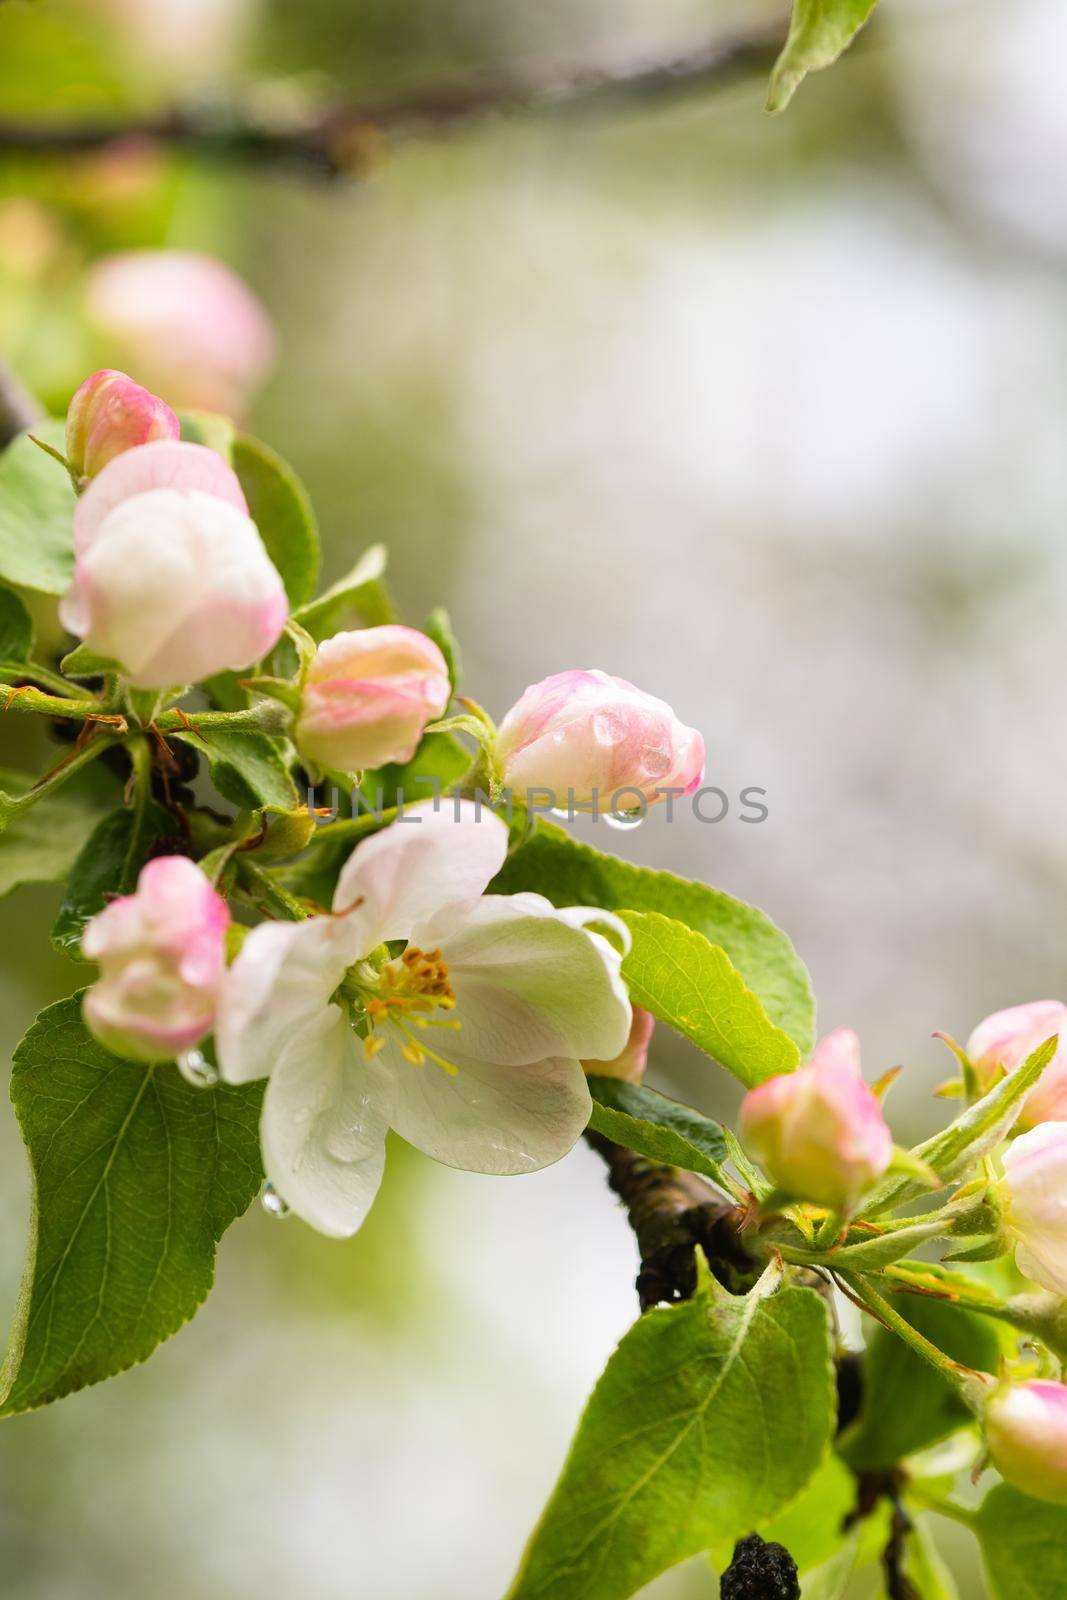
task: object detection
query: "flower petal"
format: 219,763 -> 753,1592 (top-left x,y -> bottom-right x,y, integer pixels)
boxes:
332,800 -> 509,940
384,1037 -> 592,1175
215,913 -> 368,1084
262,1007 -> 393,1237
413,894 -> 633,1066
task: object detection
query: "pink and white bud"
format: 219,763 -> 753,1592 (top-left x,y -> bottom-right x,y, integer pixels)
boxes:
494,670 -> 705,810
739,1028 -> 893,1210
65,369 -> 179,482
82,856 -> 230,1064
985,1381 -> 1067,1504
294,626 -> 451,773
86,250 -> 274,416
967,1001 -> 1067,1128
999,1123 -> 1067,1294
60,449 -> 287,688
582,1007 -> 655,1083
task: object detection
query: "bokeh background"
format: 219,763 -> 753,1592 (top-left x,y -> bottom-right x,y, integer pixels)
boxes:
1,0 -> 1064,1593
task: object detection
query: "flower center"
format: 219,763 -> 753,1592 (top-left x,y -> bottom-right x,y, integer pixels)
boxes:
345,946 -> 461,1073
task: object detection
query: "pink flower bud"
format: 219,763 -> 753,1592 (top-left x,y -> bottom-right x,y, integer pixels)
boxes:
294,626 -> 451,773
494,670 -> 705,809
82,856 -> 230,1064
985,1381 -> 1067,1504
739,1028 -> 893,1210
60,444 -> 287,688
999,1122 -> 1067,1294
967,1001 -> 1067,1128
86,250 -> 274,416
65,369 -> 179,481
582,1006 -> 655,1083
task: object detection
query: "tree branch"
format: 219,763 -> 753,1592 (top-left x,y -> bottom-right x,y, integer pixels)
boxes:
0,24 -> 785,179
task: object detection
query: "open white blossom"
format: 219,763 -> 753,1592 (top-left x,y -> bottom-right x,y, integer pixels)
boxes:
215,802 -> 632,1235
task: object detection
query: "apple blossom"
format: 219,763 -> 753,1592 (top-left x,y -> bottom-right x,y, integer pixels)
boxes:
215,801 -> 632,1237
582,1006 -> 654,1083
66,369 -> 179,481
984,1381 -> 1067,1504
294,625 -> 452,774
494,669 -> 705,810
72,437 -> 250,552
82,856 -> 229,1065
999,1122 -> 1067,1294
967,1001 -> 1067,1127
739,1027 -> 893,1210
86,250 -> 274,414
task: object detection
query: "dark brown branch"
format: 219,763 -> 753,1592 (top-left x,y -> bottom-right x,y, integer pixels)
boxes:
0,360 -> 43,449
585,1130 -> 754,1310
0,25 -> 785,179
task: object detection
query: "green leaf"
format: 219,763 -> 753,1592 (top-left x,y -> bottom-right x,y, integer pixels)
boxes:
799,1536 -> 860,1600
173,725 -> 298,811
586,1075 -> 728,1182
491,824 -> 815,1053
977,1485 -> 1067,1600
59,642 -> 120,679
423,605 -> 460,695
840,1295 -> 1000,1471
0,584 -> 32,660
0,997 -> 262,1414
0,764 -> 118,898
232,434 -> 320,609
293,543 -> 395,637
903,1515 -> 959,1600
505,1269 -> 835,1600
179,409 -> 235,458
52,796 -> 177,957
618,911 -> 800,1086
767,0 -> 880,113
0,422 -> 76,595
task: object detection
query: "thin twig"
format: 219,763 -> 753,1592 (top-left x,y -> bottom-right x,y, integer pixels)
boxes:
0,24 -> 786,179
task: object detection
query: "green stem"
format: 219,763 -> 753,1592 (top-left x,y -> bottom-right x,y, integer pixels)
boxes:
155,704 -> 288,735
0,661 -> 92,699
905,1486 -> 978,1530
885,1264 -> 1067,1359
237,858 -> 311,921
1,728 -> 123,827
838,1271 -> 990,1406
0,682 -> 125,726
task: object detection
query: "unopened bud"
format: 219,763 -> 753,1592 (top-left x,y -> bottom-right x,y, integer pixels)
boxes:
294,626 -> 451,774
66,368 -> 179,481
984,1380 -> 1067,1504
967,1001 -> 1067,1128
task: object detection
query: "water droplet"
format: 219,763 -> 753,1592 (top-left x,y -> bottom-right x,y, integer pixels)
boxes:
604,809 -> 645,832
549,806 -> 574,822
261,1183 -> 291,1219
177,1048 -> 219,1089
593,711 -> 626,747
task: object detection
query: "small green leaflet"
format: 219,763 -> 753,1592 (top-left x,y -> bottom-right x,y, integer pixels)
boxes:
0,584 -> 32,660
423,605 -> 460,696
767,0 -> 880,113
976,1485 -> 1067,1600
172,725 -> 299,811
293,543 -> 396,638
620,911 -> 800,1086
506,1268 -> 835,1600
52,797 -> 177,956
232,434 -> 320,610
0,764 -> 118,899
0,423 -> 76,595
0,997 -> 263,1414
491,824 -> 815,1053
586,1075 -> 728,1183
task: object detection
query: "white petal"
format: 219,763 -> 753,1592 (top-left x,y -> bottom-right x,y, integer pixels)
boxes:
332,800 -> 509,941
215,913 -> 367,1084
414,894 -> 633,1065
262,1007 -> 393,1237
384,1036 -> 592,1175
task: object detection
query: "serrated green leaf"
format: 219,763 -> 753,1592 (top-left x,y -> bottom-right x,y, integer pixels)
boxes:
0,764 -> 118,898
293,543 -> 395,638
976,1484 -> 1067,1599
0,422 -> 76,595
840,1295 -> 999,1471
491,824 -> 815,1053
172,725 -> 298,812
0,584 -> 32,660
232,434 -> 320,609
52,796 -> 177,957
506,1272 -> 834,1600
767,0 -> 880,113
618,911 -> 800,1086
0,996 -> 262,1414
586,1075 -> 728,1182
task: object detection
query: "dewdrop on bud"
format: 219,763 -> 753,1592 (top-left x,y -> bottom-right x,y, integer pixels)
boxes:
294,626 -> 451,773
985,1381 -> 1067,1504
494,670 -> 705,810
66,369 -> 179,482
739,1028 -> 893,1210
967,1001 -> 1067,1128
582,1007 -> 655,1083
998,1122 -> 1067,1294
82,856 -> 230,1065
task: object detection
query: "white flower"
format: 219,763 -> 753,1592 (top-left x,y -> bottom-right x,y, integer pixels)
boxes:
1000,1122 -> 1067,1294
215,801 -> 632,1236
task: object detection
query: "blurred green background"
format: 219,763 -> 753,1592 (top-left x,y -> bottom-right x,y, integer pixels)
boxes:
2,0 -> 1065,1592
